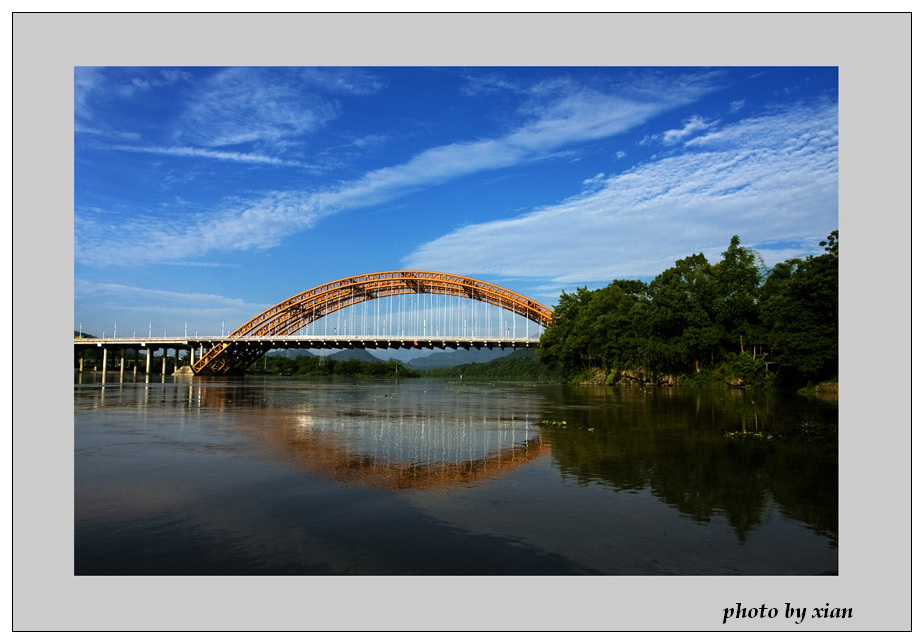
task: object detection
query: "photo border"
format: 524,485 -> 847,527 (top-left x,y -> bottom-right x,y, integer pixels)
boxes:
12,11 -> 911,631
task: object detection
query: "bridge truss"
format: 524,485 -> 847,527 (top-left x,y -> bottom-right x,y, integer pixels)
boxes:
192,271 -> 553,375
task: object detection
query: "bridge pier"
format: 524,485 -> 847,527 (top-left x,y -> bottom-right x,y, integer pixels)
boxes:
101,347 -> 107,380
145,348 -> 152,375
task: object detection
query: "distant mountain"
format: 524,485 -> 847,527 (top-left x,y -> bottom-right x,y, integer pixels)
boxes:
268,347 -> 384,363
406,347 -> 520,370
325,348 -> 384,363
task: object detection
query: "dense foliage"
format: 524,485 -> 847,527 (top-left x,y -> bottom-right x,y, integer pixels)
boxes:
537,232 -> 838,390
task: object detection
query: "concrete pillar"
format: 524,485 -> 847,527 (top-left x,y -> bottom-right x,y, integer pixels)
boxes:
145,348 -> 152,375
162,348 -> 168,375
120,348 -> 125,377
101,347 -> 108,380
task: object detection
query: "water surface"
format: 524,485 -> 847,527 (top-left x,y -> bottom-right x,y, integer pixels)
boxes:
75,375 -> 837,575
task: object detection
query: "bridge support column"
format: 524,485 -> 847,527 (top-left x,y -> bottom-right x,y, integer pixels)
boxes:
162,349 -> 167,376
120,349 -> 125,378
145,348 -> 152,375
101,347 -> 107,380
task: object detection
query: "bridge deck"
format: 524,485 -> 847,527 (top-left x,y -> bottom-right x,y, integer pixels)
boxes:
74,335 -> 542,352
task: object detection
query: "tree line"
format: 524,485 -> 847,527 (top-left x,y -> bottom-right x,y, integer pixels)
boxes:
426,349 -> 556,380
247,353 -> 420,378
537,231 -> 838,391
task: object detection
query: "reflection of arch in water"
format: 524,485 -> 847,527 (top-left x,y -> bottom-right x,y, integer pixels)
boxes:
282,427 -> 547,491
197,384 -> 549,491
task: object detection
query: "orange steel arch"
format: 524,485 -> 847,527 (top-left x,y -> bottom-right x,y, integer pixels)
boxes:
193,271 -> 553,375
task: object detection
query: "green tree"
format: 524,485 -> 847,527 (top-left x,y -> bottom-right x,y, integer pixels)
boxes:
648,253 -> 722,374
580,280 -> 651,375
536,232 -> 836,389
761,231 -> 838,386
714,235 -> 765,353
537,286 -> 595,376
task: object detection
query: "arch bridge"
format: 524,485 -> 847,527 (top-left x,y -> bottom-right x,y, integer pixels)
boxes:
191,271 -> 553,375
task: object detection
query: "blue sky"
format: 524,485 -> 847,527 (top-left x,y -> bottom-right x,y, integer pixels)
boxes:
74,66 -> 838,339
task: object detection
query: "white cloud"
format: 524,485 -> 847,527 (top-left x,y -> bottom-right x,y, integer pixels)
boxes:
75,280 -> 252,307
108,144 -> 313,168
178,68 -> 340,148
76,73 -> 722,267
76,190 -> 324,266
460,72 -> 521,96
661,115 -> 719,145
74,280 -> 269,335
402,102 -> 838,283
74,67 -> 105,121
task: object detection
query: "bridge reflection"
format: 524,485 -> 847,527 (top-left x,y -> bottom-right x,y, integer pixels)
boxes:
82,378 -> 549,492
280,416 -> 547,491
199,384 -> 548,492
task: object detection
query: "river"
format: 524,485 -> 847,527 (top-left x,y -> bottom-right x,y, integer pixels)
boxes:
74,374 -> 837,575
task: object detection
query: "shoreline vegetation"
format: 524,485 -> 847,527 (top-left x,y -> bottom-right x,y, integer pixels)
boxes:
535,232 -> 838,395
242,350 -> 837,396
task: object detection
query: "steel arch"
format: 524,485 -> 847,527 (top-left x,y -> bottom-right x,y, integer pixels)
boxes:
192,271 -> 553,375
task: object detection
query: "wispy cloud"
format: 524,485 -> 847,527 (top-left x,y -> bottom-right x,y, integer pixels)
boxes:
74,280 -> 268,334
117,68 -> 193,97
76,67 -> 192,122
75,67 -> 374,155
177,68 -> 341,148
75,72 -> 723,267
74,67 -> 106,121
108,144 -> 312,167
402,101 -> 838,283
459,72 -> 522,96
77,189 -> 323,266
76,279 -> 253,307
661,115 -> 719,145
